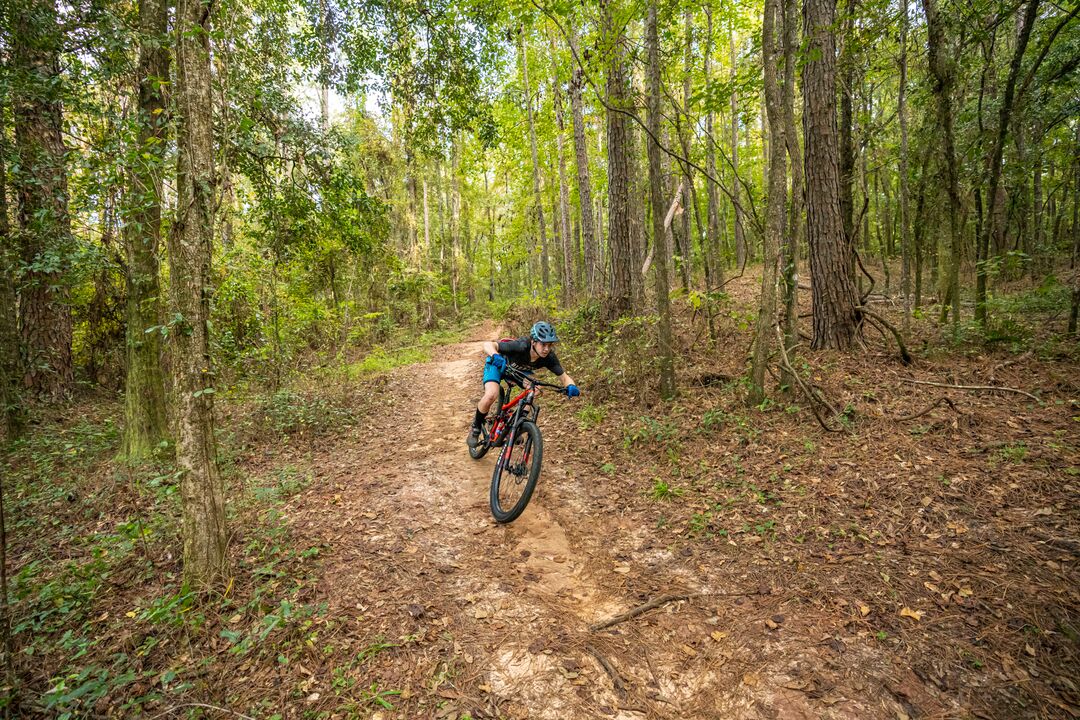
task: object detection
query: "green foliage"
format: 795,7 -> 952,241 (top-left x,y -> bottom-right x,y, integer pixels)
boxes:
623,415 -> 679,448
575,404 -> 605,429
647,478 -> 683,501
259,389 -> 356,437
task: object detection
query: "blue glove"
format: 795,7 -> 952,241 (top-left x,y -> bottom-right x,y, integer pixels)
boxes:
488,353 -> 507,371
566,384 -> 580,398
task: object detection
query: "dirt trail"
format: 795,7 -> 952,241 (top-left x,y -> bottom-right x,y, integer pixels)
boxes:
283,333 -> 938,720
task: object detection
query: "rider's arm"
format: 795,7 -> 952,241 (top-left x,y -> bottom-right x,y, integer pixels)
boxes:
482,340 -> 500,357
558,372 -> 576,388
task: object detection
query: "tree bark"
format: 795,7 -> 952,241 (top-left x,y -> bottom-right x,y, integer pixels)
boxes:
838,0 -> 856,254
780,0 -> 803,390
11,0 -> 73,402
567,23 -> 597,297
604,3 -> 637,317
548,30 -> 575,301
803,0 -> 862,349
730,28 -> 746,271
898,0 -> 912,331
123,0 -> 171,461
173,0 -> 227,590
646,0 -> 676,400
704,8 -> 723,289
521,30 -> 551,292
750,0 -> 787,405
923,0 -> 962,333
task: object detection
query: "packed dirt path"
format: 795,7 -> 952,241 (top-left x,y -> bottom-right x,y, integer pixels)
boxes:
271,327 -> 960,720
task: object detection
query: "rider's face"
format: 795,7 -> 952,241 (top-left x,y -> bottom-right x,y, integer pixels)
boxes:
532,340 -> 554,357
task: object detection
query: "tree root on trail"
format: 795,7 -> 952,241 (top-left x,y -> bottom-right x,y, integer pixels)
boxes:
858,306 -> 913,365
900,378 -> 1041,403
889,396 -> 963,421
585,644 -> 628,701
589,593 -> 701,632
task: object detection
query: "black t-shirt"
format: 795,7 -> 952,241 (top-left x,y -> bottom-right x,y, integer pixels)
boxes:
497,337 -> 565,376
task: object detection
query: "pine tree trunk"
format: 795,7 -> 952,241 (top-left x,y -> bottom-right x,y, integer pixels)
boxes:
750,0 -> 787,404
123,0 -> 170,461
12,0 -> 73,403
173,0 -> 227,590
803,0 -> 862,350
646,0 -> 676,400
839,0 -> 856,253
604,5 -> 636,317
521,31 -> 550,291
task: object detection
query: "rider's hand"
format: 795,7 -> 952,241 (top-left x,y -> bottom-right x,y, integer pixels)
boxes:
566,384 -> 580,398
487,353 -> 507,371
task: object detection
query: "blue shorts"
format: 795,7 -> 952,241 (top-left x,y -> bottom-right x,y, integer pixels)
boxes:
482,359 -> 504,385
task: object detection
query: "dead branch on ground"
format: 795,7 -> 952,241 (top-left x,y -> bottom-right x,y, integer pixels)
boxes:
590,593 -> 700,632
889,396 -> 963,421
899,378 -> 1040,403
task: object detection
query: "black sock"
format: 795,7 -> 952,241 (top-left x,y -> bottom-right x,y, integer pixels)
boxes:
473,408 -> 487,429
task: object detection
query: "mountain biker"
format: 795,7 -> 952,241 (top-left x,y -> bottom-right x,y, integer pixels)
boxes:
467,321 -> 580,448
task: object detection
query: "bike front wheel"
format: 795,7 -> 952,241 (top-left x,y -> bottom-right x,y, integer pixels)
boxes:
490,420 -> 543,523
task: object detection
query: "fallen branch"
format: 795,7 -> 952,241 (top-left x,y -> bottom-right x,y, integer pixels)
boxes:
775,327 -> 846,433
586,644 -> 628,701
889,396 -> 963,421
899,378 -> 1040,403
590,593 -> 700,632
643,181 -> 685,277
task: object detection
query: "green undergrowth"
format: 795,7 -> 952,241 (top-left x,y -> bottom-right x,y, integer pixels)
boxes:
1,400 -> 332,718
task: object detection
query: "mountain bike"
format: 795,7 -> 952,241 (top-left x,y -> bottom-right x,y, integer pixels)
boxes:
468,364 -> 568,523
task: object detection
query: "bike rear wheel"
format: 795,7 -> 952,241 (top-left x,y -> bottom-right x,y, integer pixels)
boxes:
490,420 -> 542,523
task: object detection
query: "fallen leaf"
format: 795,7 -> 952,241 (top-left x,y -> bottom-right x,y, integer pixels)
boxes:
711,631 -> 728,642
1025,644 -> 1035,657
743,673 -> 760,687
613,565 -> 631,574
681,644 -> 698,657
473,609 -> 489,619
859,604 -> 871,617
899,607 -> 924,621
958,587 -> 973,598
929,570 -> 943,582
765,618 -> 779,630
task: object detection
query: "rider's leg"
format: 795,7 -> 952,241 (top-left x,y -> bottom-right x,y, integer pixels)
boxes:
477,381 -> 501,415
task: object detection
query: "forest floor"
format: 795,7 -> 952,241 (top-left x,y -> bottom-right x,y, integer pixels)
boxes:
6,271 -> 1080,719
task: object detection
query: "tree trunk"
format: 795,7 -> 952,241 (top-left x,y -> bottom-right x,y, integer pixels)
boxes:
12,0 -> 73,403
730,28 -> 746,271
704,8 -> 722,290
803,0 -> 862,349
604,4 -> 637,317
123,0 -> 171,462
548,32 -> 574,301
750,0 -> 787,405
781,0 -> 803,389
923,0 -> 962,333
646,0 -> 676,400
567,23 -> 597,297
0,97 -> 24,442
976,0 -> 1039,325
676,7 -> 694,291
521,30 -> 551,292
838,0 -> 856,253
173,0 -> 227,590
898,0 -> 912,331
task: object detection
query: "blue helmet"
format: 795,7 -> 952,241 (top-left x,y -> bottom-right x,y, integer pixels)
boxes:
530,321 -> 559,343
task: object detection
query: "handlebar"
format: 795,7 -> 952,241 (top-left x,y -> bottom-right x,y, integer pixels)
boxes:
502,364 -> 569,394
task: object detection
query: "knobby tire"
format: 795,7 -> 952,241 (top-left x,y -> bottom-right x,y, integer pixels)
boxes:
469,386 -> 508,461
490,420 -> 543,523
